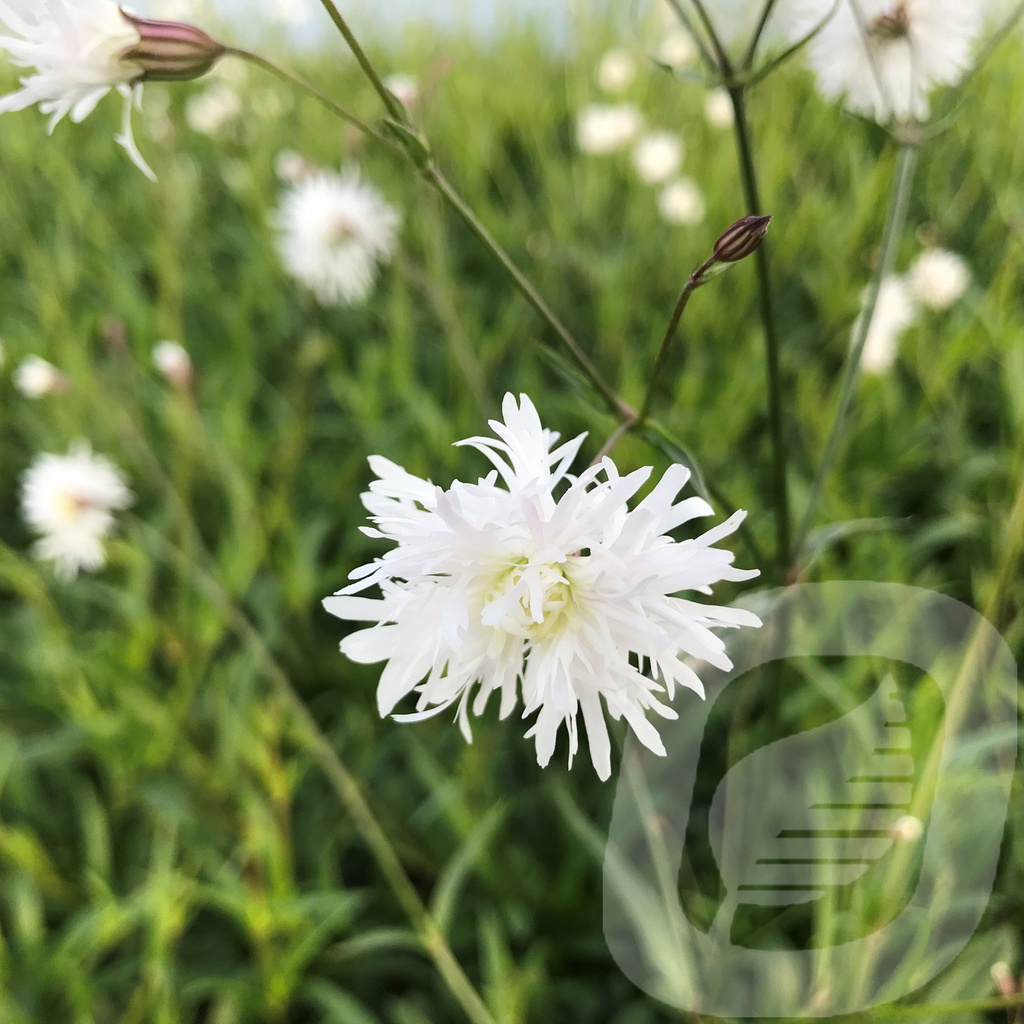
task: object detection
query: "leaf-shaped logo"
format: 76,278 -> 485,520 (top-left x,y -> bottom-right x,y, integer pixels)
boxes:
604,582 -> 1017,1017
708,676 -> 915,926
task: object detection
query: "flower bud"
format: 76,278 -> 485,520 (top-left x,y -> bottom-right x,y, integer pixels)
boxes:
119,11 -> 226,82
712,214 -> 772,264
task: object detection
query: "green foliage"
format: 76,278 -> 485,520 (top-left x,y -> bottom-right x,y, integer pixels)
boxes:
0,14 -> 1022,1024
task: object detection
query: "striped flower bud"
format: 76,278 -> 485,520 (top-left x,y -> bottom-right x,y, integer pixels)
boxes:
712,214 -> 772,264
119,12 -> 226,82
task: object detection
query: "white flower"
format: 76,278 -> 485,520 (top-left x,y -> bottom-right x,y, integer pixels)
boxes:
856,275 -> 917,374
656,29 -> 698,69
383,72 -> 419,110
0,0 -> 153,176
20,441 -> 133,579
632,130 -> 684,185
597,48 -> 637,93
705,88 -> 735,128
576,102 -> 643,155
185,81 -> 241,136
791,0 -> 986,122
152,339 -> 192,387
658,177 -> 706,226
909,247 -> 970,310
274,167 -> 401,307
323,394 -> 760,780
14,355 -> 68,397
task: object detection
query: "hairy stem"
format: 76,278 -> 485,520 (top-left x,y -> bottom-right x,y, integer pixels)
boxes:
792,144 -> 918,562
728,86 -> 791,577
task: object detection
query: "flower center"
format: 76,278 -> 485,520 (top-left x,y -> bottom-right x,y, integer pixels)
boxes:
54,490 -> 96,523
483,558 -> 574,639
327,216 -> 358,247
868,2 -> 911,40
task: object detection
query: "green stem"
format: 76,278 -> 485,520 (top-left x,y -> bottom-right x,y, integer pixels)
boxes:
689,0 -> 734,73
227,48 -> 394,147
425,166 -> 633,419
137,522 -> 498,1024
307,0 -> 630,421
314,0 -> 405,122
636,257 -> 714,427
792,144 -> 918,562
728,86 -> 791,577
741,0 -> 778,68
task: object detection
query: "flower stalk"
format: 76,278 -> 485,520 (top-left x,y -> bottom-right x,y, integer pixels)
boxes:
792,144 -> 918,564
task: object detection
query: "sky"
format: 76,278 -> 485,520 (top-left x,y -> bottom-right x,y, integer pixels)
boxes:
140,0 -> 574,46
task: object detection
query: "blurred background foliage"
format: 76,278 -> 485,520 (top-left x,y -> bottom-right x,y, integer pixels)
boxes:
0,6 -> 1023,1022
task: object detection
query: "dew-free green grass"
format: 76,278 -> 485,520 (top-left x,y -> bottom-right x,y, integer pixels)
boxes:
0,10 -> 1023,1023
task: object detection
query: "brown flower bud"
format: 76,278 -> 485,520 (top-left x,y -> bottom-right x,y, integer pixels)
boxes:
119,10 -> 226,82
712,214 -> 772,264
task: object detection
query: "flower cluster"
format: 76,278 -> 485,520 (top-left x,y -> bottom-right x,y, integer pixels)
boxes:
325,394 -> 760,779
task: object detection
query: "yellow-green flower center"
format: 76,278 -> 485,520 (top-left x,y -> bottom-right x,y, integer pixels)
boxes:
485,558 -> 575,639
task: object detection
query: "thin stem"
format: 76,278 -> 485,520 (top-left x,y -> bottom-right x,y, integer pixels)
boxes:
137,521 -> 498,1024
637,257 -> 714,426
315,0 -> 405,122
662,0 -> 717,73
689,0 -> 734,73
728,86 -> 791,577
307,0 -> 630,421
227,48 -> 394,147
426,166 -> 633,419
792,144 -> 918,562
590,418 -> 635,466
742,0 -> 778,68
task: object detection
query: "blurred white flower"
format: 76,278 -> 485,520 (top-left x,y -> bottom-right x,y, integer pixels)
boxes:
384,73 -> 419,110
275,148 -> 311,183
597,48 -> 637,93
15,355 -> 68,397
324,393 -> 760,780
0,0 -> 150,175
856,275 -> 917,374
20,441 -> 133,579
657,29 -> 698,69
576,102 -> 642,154
792,0 -> 985,122
705,88 -> 735,128
909,247 -> 970,310
152,339 -> 192,388
658,177 -> 706,225
890,814 -> 924,842
0,0 -> 223,176
185,81 -> 241,135
633,130 -> 684,184
275,167 -> 401,307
